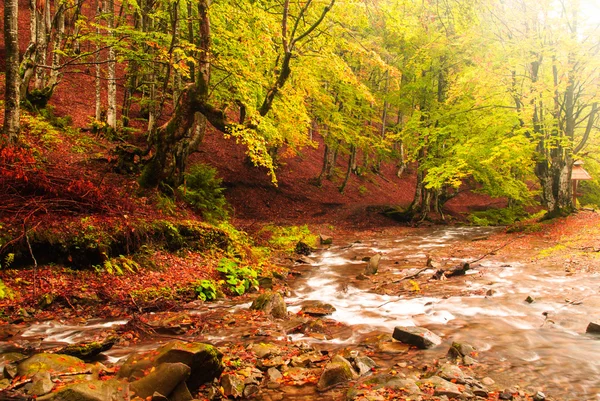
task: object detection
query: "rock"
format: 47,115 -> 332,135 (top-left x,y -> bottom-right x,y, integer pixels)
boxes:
0,352 -> 26,379
331,355 -> 357,378
586,321 -> 600,334
499,389 -> 514,400
250,343 -> 282,359
422,376 -> 462,398
151,392 -> 169,401
267,367 -> 282,382
447,341 -> 476,359
118,341 -> 223,391
320,235 -> 333,245
481,377 -> 495,386
317,361 -> 356,391
364,254 -> 381,276
130,362 -> 191,399
141,312 -> 194,335
437,364 -> 466,384
170,382 -> 193,401
243,384 -> 260,398
37,379 -> 128,401
525,296 -> 535,304
0,379 -> 10,390
353,356 -> 377,376
18,353 -> 87,378
295,241 -> 313,256
364,374 -> 421,395
294,256 -> 315,264
356,273 -> 368,280
445,263 -> 470,277
300,301 -> 336,316
250,291 -> 287,318
533,391 -> 546,401
258,276 -> 274,289
486,289 -> 495,296
290,351 -> 327,367
392,326 -> 442,349
56,336 -> 117,360
29,372 -> 54,396
256,356 -> 286,370
221,373 -> 245,398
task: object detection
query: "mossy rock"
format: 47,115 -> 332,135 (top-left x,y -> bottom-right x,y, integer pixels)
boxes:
130,362 -> 190,399
317,360 -> 356,391
37,378 -> 128,401
55,336 -> 117,360
17,354 -> 88,378
118,341 -> 223,391
250,292 -> 287,319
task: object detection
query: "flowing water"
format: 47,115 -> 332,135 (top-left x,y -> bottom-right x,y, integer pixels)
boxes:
286,227 -> 600,400
8,227 -> 600,400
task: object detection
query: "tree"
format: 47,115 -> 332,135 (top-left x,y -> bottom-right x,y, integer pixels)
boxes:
3,0 -> 20,143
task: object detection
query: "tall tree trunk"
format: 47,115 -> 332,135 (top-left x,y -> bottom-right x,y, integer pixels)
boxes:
339,144 -> 356,193
3,0 -> 20,143
106,0 -> 117,130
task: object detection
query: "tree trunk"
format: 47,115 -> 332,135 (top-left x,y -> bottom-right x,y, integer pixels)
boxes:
3,0 -> 20,143
106,0 -> 117,130
339,144 -> 356,193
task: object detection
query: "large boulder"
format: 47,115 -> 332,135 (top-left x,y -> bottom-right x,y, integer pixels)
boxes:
392,326 -> 441,349
118,341 -> 223,391
250,292 -> 287,318
37,379 -> 128,401
130,362 -> 191,399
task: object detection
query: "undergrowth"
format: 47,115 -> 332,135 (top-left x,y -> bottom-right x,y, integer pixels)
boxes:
259,224 -> 318,253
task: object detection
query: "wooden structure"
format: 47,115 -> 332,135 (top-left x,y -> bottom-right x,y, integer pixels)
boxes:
572,160 -> 592,205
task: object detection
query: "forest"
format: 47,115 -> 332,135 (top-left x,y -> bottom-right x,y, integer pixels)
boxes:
1,0 -> 600,400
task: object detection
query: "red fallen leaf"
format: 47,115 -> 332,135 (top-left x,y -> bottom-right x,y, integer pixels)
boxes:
88,384 -> 96,389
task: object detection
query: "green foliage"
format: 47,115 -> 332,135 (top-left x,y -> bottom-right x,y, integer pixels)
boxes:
179,164 -> 229,222
260,225 -> 318,253
94,255 -> 140,276
156,193 -> 177,216
195,279 -> 218,301
578,160 -> 600,208
468,207 -> 531,226
0,280 -> 14,300
216,257 -> 258,296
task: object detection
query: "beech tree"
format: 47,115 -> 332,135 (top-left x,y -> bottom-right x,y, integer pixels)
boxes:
3,0 -> 20,143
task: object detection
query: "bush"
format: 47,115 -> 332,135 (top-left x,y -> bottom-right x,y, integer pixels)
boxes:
179,164 -> 229,222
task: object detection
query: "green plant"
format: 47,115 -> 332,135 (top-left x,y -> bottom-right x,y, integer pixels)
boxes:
94,255 -> 140,276
156,193 -> 177,216
179,163 -> 229,222
358,185 -> 368,195
468,207 -> 530,226
216,258 -> 259,296
260,224 -> 318,252
195,279 -> 218,301
0,280 -> 14,300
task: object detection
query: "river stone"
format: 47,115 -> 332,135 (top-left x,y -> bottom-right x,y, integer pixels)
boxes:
250,291 -> 287,318
130,362 -> 191,399
142,312 -> 194,335
586,321 -> 600,334
0,352 -> 26,379
243,384 -> 260,398
17,353 -> 87,378
301,301 -> 336,316
364,374 -> 421,394
118,340 -> 223,391
353,356 -> 377,376
56,336 -> 117,360
332,355 -> 358,378
533,390 -> 546,401
364,254 -> 381,276
169,381 -> 193,401
320,235 -> 333,245
290,351 -> 327,367
221,373 -> 245,398
317,361 -> 356,391
295,241 -> 313,256
29,372 -> 54,396
392,326 -> 441,349
422,376 -> 462,398
250,343 -> 282,359
438,364 -> 466,384
36,379 -> 128,401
